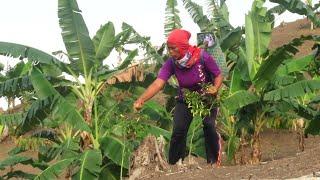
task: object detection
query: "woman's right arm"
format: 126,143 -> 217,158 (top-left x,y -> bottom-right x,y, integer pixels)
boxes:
133,78 -> 166,110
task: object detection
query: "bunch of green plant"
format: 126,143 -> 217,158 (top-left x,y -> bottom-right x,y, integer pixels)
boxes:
0,0 -> 170,179
184,84 -> 220,118
218,106 -> 239,164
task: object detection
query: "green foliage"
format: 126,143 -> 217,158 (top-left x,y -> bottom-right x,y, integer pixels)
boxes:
2,171 -> 36,180
0,155 -> 33,170
34,158 -> 75,180
186,117 -> 205,158
93,22 -> 115,63
0,42 -> 64,68
143,124 -> 171,140
222,90 -> 259,113
99,166 -> 119,180
225,135 -> 240,163
100,135 -> 131,169
264,80 -> 320,101
253,36 -> 316,88
220,27 -> 243,52
184,87 -> 216,118
245,0 -> 273,80
182,0 -> 211,31
207,0 -> 233,37
121,23 -> 164,63
218,105 -> 240,164
0,75 -> 33,97
29,68 -> 90,132
73,150 -> 102,180
184,87 -> 216,158
164,0 -> 182,37
305,115 -> 320,135
0,113 -> 24,127
270,0 -> 320,27
142,100 -> 172,130
276,55 -> 314,76
117,49 -> 138,70
58,0 -> 95,76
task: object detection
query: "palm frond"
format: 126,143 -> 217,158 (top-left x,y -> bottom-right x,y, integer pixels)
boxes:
164,0 -> 182,37
0,42 -> 64,69
182,0 -> 211,31
207,0 -> 232,35
268,5 -> 286,15
264,80 -> 320,101
0,155 -> 33,170
222,90 -> 260,113
270,0 -> 320,26
20,96 -> 58,133
121,23 -> 163,63
72,150 -> 102,180
253,35 -> 317,89
92,22 -> 115,64
100,135 -> 131,169
34,158 -> 75,180
0,75 -> 33,97
58,0 -> 95,76
276,55 -> 314,76
271,75 -> 296,87
2,170 -> 36,180
30,68 -> 90,132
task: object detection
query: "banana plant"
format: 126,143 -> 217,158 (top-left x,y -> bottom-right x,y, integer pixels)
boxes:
221,0 -> 320,164
0,0 -> 169,178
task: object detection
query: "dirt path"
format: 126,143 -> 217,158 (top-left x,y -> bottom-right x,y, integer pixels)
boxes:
152,145 -> 320,180
139,129 -> 320,180
0,139 -> 40,177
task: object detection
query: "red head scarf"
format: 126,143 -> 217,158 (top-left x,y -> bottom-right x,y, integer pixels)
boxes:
167,29 -> 201,68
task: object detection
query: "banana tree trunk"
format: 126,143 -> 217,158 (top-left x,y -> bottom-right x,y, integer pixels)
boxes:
295,118 -> 305,152
0,125 -> 9,142
80,100 -> 93,149
298,130 -> 305,152
251,131 -> 261,164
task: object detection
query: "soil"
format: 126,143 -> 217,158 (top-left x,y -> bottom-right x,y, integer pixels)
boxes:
0,139 -> 41,177
269,18 -> 320,58
136,129 -> 320,180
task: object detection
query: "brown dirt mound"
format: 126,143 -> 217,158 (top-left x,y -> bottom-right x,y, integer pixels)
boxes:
269,18 -> 320,58
143,129 -> 320,180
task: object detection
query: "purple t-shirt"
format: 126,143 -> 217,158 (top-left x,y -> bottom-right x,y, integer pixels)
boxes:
158,50 -> 221,96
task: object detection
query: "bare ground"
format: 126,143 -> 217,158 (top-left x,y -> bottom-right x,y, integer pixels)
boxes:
139,129 -> 320,180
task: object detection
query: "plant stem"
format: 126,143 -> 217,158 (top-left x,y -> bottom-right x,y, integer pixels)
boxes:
94,100 -> 99,142
120,118 -> 126,180
188,118 -> 202,163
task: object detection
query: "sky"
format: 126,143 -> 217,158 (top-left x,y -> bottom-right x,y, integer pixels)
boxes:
0,0 -> 303,110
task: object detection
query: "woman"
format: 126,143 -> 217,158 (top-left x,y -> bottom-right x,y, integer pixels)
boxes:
133,29 -> 223,166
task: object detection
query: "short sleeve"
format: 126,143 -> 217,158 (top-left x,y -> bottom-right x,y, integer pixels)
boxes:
157,58 -> 174,81
202,51 -> 221,77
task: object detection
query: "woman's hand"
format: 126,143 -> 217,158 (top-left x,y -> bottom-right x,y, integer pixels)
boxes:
206,85 -> 218,96
133,98 -> 144,111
